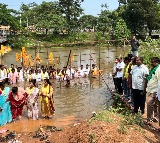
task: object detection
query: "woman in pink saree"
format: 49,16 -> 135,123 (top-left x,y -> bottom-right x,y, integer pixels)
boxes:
26,79 -> 39,120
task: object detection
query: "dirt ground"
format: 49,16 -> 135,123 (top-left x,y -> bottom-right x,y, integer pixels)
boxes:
1,114 -> 160,143
13,121 -> 160,143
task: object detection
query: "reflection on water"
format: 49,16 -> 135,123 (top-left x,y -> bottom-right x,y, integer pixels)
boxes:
0,46 -> 125,132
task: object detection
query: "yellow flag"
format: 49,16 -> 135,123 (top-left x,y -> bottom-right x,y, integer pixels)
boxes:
4,46 -> 12,53
16,53 -> 21,62
22,47 -> 28,56
29,58 -> 34,66
48,52 -> 54,64
34,53 -> 42,63
71,52 -> 75,62
0,45 -> 5,55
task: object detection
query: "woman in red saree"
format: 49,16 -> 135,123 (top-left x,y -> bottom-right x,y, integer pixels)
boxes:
7,86 -> 27,121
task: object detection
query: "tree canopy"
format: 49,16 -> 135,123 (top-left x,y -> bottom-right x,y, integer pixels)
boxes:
0,0 -> 160,41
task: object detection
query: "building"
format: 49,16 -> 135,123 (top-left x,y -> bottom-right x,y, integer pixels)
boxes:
0,25 -> 10,37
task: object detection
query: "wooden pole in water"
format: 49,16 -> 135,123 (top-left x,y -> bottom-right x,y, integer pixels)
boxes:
99,46 -> 101,71
21,47 -> 25,89
60,77 -> 61,90
47,45 -> 49,68
90,47 -> 92,91
99,46 -> 101,88
58,55 -> 60,65
123,39 -> 125,58
108,43 -> 110,87
89,53 -> 113,95
35,46 -> 37,69
80,49 -> 81,66
66,49 -> 72,67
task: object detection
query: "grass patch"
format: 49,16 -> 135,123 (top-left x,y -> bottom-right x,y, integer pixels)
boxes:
89,110 -> 114,123
90,94 -> 145,135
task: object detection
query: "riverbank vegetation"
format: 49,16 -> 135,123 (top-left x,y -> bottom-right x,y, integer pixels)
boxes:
0,0 -> 160,49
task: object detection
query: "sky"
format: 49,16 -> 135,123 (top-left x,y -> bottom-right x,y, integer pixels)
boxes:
0,0 -> 119,16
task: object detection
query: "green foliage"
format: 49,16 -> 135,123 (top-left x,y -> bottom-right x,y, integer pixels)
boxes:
118,112 -> 143,134
122,113 -> 144,126
118,124 -> 127,134
21,1 -> 66,35
88,133 -> 97,143
94,32 -> 109,41
114,19 -> 131,40
59,0 -> 84,32
0,4 -> 19,31
8,35 -> 33,48
89,110 -> 113,123
139,38 -> 160,67
121,0 -> 160,35
97,10 -> 111,35
79,15 -> 97,30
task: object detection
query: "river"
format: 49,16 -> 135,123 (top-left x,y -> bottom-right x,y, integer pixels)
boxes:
0,46 -> 127,132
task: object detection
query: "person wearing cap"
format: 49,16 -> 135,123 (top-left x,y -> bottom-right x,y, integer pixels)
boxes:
0,81 -> 12,126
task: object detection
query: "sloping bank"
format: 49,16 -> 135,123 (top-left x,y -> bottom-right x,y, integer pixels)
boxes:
2,93 -> 160,143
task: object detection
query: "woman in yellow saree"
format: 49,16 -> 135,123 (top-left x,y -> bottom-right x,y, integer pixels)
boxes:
39,79 -> 55,119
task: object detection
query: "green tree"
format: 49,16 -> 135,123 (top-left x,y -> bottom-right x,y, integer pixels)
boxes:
21,1 -> 65,35
114,19 -> 131,40
97,10 -> 111,35
122,0 -> 160,36
139,38 -> 160,67
0,4 -> 19,31
79,15 -> 97,30
59,0 -> 84,33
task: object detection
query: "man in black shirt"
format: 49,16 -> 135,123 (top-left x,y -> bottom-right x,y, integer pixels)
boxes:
130,36 -> 140,57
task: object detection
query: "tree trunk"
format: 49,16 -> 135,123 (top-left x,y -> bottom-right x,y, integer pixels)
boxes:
46,29 -> 48,35
149,29 -> 152,36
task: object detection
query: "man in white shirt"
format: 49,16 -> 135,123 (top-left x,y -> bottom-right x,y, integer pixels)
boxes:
116,57 -> 125,94
112,58 -> 118,91
78,65 -> 85,78
33,69 -> 42,82
129,57 -> 149,114
41,69 -> 49,80
146,57 -> 160,123
84,64 -> 90,77
0,65 -> 7,82
66,66 -> 75,78
17,67 -> 24,83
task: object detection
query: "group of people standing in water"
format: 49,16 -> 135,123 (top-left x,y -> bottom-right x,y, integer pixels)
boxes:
0,63 -> 100,126
0,78 -> 54,126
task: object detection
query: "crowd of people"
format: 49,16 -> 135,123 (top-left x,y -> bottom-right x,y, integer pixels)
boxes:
0,35 -> 159,127
112,54 -> 160,125
0,62 -> 100,126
